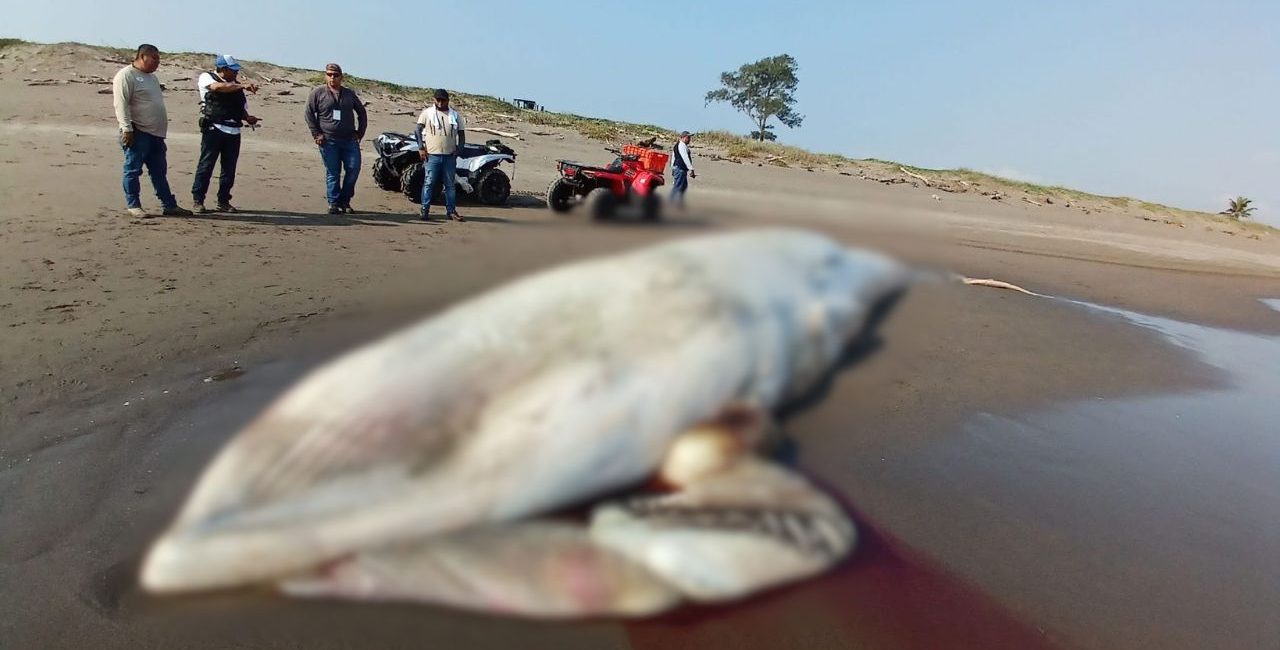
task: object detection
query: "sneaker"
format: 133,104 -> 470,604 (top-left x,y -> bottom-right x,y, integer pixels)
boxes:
215,201 -> 238,213
327,204 -> 343,215
126,207 -> 151,218
163,205 -> 193,216
419,206 -> 431,221
448,212 -> 466,222
192,201 -> 208,214
340,204 -> 357,214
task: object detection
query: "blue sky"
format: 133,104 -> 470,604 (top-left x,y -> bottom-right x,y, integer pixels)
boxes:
8,0 -> 1278,224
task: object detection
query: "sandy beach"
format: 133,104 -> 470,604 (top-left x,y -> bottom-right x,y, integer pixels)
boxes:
3,43 -> 1279,649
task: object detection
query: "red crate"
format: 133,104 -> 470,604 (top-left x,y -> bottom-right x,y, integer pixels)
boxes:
623,144 -> 669,174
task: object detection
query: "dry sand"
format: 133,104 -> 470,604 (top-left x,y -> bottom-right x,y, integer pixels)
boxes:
2,43 -> 1279,649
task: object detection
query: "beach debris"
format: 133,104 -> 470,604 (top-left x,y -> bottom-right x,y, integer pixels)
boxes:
203,366 -> 245,383
470,126 -> 521,139
1022,197 -> 1043,207
899,166 -> 931,186
959,276 -> 1043,297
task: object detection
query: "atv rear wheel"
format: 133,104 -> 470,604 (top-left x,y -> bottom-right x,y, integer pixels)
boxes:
400,163 -> 424,203
546,178 -> 574,213
583,187 -> 616,220
475,168 -> 511,205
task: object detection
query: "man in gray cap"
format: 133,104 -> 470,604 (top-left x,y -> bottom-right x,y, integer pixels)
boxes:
414,88 -> 466,222
192,54 -> 259,213
671,130 -> 696,208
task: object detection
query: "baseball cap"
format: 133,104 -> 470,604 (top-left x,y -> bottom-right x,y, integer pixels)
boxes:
680,130 -> 691,137
434,88 -> 450,100
214,54 -> 242,71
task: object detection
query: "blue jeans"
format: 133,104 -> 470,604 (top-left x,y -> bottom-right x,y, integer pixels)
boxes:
671,166 -> 689,205
320,138 -> 361,206
421,154 -> 457,214
121,131 -> 177,210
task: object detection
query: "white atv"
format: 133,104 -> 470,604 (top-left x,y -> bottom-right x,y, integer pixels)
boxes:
370,132 -> 515,205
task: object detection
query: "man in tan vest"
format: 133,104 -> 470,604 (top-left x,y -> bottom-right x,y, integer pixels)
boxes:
414,89 -> 466,222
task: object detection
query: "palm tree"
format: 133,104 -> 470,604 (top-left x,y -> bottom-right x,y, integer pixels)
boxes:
1222,196 -> 1255,220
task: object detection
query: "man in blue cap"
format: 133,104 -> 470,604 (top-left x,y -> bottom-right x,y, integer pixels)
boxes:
192,54 -> 259,213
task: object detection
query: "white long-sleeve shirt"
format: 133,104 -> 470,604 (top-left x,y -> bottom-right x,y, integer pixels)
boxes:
676,141 -> 695,171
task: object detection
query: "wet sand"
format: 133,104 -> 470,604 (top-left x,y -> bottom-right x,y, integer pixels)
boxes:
4,43 -> 1280,650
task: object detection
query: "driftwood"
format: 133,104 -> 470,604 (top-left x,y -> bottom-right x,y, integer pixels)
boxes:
961,277 -> 1042,297
764,155 -> 786,163
899,166 -> 931,186
390,109 -> 415,116
97,88 -> 112,94
470,127 -> 521,139
98,57 -> 129,65
1021,197 -> 1043,207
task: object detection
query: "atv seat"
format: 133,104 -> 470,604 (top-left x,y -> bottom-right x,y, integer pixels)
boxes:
558,160 -> 617,174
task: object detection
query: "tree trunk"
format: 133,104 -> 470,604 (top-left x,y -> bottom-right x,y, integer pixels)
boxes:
756,116 -> 768,141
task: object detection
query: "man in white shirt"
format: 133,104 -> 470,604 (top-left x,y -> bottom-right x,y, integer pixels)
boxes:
191,55 -> 259,213
414,88 -> 466,222
671,131 -> 696,208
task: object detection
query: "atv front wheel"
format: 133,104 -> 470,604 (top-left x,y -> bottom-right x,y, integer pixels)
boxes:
372,157 -> 401,192
546,178 -> 574,213
475,168 -> 512,205
640,191 -> 662,222
583,187 -> 616,220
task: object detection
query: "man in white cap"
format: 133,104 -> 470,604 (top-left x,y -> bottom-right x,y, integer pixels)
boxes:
671,130 -> 696,208
192,55 -> 259,213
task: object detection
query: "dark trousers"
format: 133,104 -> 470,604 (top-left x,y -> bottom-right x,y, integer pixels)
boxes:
191,128 -> 242,204
671,166 -> 690,205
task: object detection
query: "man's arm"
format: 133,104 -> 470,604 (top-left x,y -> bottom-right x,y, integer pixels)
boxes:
207,80 -> 258,93
304,89 -> 321,139
113,69 -> 133,133
456,115 -> 465,150
352,91 -> 368,140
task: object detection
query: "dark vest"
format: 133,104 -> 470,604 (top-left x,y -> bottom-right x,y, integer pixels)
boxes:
673,141 -> 692,170
201,72 -> 245,129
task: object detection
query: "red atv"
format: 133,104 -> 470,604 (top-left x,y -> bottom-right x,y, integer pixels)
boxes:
546,144 -> 668,221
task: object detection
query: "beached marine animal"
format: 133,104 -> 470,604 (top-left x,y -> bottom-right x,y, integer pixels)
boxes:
139,228 -> 910,617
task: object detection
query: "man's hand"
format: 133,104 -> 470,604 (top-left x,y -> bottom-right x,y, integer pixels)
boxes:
418,149 -> 428,161
120,130 -> 134,147
314,134 -> 326,146
245,116 -> 260,126
243,83 -> 259,94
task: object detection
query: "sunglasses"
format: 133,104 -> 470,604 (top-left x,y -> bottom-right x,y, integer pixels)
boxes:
325,72 -> 342,77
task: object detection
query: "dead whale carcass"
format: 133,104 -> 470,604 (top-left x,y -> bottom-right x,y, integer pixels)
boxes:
140,228 -> 908,615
